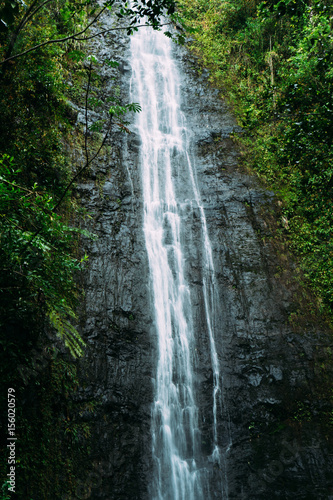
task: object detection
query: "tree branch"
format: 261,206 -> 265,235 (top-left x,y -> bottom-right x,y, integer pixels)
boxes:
1,5 -> 107,64
17,67 -> 113,254
0,177 -> 35,194
1,18 -> 171,64
84,60 -> 92,167
16,0 -> 40,33
4,0 -> 40,63
51,115 -> 113,215
73,22 -> 171,41
20,0 -> 54,32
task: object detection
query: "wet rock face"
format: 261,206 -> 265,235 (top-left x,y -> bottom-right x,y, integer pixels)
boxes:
73,21 -> 155,500
177,49 -> 333,499
76,178 -> 153,497
74,18 -> 333,500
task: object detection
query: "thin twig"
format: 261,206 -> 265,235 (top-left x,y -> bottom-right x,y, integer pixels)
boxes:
2,216 -> 26,231
0,286 -> 22,289
73,22 -> 172,41
17,107 -> 113,256
0,177 -> 35,194
84,60 -> 92,167
51,115 -> 113,214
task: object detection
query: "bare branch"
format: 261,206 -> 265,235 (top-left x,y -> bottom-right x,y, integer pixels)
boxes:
51,115 -> 113,215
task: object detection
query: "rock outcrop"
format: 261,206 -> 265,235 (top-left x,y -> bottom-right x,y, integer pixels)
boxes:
73,14 -> 333,500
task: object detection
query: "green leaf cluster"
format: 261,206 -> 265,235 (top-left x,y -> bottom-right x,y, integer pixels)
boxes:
0,0 -> 175,496
0,4 -> 92,494
0,154 -> 88,356
179,0 -> 333,320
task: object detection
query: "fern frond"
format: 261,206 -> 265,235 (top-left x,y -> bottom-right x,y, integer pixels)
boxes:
49,309 -> 85,358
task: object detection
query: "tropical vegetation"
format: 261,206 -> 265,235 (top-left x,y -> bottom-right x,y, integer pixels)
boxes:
178,0 -> 333,322
0,0 -> 174,497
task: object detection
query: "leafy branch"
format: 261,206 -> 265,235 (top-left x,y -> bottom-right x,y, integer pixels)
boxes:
1,3 -> 108,66
1,21 -> 175,65
0,53 -> 141,356
0,0 -> 177,68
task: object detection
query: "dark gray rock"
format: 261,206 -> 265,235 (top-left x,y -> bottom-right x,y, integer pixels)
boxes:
176,42 -> 333,500
72,13 -> 333,500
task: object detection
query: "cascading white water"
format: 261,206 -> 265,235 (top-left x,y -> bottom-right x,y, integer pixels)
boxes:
130,24 -> 227,500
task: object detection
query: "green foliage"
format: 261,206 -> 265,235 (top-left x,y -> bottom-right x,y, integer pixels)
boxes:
0,1 -> 95,497
0,0 -> 22,31
179,0 -> 333,321
109,101 -> 142,115
0,154 -> 88,357
112,0 -> 176,32
0,482 -> 10,500
49,310 -> 85,357
0,0 -> 177,497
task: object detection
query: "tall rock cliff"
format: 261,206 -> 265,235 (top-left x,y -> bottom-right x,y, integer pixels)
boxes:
72,12 -> 333,500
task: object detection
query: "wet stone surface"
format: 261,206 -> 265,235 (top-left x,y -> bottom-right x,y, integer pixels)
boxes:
73,16 -> 333,500
176,44 -> 333,500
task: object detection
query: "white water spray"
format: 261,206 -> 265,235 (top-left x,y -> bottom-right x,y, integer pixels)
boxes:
130,24 -> 227,499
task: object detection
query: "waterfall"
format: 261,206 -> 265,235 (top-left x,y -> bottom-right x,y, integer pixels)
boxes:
130,24 -> 227,500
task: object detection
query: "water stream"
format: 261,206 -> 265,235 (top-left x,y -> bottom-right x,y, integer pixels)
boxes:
130,25 -> 226,500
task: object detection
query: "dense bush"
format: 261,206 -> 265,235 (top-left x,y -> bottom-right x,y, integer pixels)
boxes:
178,0 -> 333,319
0,0 -> 176,496
0,2 -> 92,497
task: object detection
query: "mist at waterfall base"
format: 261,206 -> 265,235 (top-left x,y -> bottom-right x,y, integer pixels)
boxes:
130,24 -> 229,500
